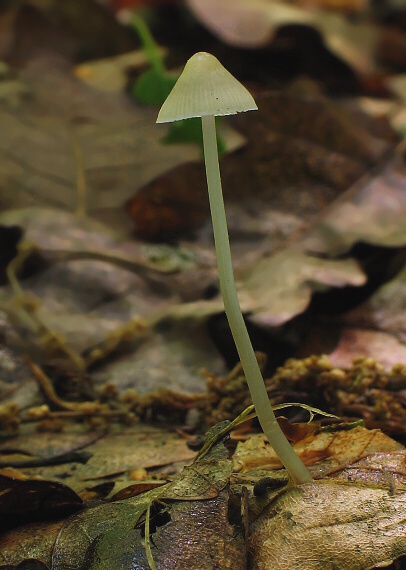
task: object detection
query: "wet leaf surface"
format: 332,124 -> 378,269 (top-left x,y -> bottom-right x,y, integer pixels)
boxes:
3,419 -> 406,569
0,475 -> 83,533
0,423 -> 239,570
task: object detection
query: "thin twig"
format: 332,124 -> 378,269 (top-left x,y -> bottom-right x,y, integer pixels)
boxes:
24,356 -> 95,412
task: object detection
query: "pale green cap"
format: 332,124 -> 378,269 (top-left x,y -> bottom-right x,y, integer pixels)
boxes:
156,52 -> 257,123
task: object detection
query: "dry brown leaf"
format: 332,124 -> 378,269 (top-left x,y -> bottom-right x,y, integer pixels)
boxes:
16,425 -> 196,493
249,479 -> 406,569
0,422 -> 239,569
0,55 -> 199,214
303,146 -> 406,256
244,424 -> 406,568
238,246 -> 366,327
233,425 -> 403,473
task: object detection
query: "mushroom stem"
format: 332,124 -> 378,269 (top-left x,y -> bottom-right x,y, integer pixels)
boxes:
201,114 -> 312,485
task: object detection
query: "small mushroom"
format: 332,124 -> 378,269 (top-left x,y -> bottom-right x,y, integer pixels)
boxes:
157,52 -> 312,485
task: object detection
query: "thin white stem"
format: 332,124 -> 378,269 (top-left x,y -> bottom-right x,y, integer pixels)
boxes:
201,114 -> 312,485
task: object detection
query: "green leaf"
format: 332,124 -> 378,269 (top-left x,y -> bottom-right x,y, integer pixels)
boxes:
133,69 -> 177,106
163,117 -> 226,154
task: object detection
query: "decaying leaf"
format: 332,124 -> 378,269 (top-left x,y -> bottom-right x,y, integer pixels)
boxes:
233,424 -> 404,473
327,326 -> 406,371
303,252 -> 406,367
0,208 -> 226,400
239,422 -> 406,568
0,474 -> 83,533
238,246 -> 366,327
133,86 -> 401,339
126,162 -> 207,241
0,54 -> 199,214
303,146 -> 406,256
325,260 -> 406,367
133,87 -> 394,242
6,424 -> 196,495
249,479 -> 406,570
75,49 -> 167,93
2,4 -> 406,568
2,408 -> 406,568
0,422 -> 240,569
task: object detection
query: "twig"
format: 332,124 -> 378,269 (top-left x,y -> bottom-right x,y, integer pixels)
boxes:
24,356 -> 96,412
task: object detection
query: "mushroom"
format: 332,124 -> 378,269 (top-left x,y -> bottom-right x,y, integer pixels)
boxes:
157,52 -> 312,485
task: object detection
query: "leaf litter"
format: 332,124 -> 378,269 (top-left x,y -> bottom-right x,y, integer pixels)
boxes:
1,1 -> 406,568
2,412 -> 406,569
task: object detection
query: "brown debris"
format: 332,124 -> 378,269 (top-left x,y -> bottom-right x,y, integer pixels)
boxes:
122,387 -> 206,422
270,355 -> 406,437
202,352 -> 268,426
0,403 -> 19,436
203,353 -> 406,440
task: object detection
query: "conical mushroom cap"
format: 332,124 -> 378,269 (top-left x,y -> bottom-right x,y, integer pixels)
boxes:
156,52 -> 257,123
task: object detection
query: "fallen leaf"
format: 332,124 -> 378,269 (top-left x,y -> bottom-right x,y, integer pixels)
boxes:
0,208 -> 226,398
126,162 -> 207,240
0,474 -> 83,533
0,428 -> 101,465
249,479 -> 406,570
2,1 -> 135,63
14,424 -> 196,493
186,0 -> 380,74
0,54 -> 199,214
239,246 -> 366,327
303,146 -> 406,256
0,421 -> 239,569
337,261 -> 406,343
328,327 -> 406,371
234,423 -> 403,473
75,49 -> 167,93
